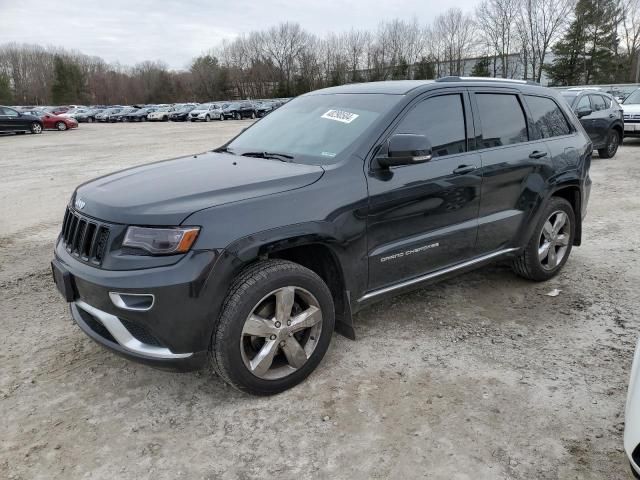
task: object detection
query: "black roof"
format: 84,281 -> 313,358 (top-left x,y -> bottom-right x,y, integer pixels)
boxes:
307,77 -> 545,96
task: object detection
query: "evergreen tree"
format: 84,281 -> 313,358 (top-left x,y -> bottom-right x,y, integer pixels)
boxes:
51,56 -> 88,104
471,57 -> 491,77
546,0 -> 623,85
392,57 -> 409,79
414,57 -> 436,80
0,73 -> 12,104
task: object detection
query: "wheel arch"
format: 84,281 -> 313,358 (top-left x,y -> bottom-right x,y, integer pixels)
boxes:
550,184 -> 582,246
225,230 -> 357,340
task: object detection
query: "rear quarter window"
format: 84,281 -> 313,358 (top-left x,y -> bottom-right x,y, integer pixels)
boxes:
524,95 -> 572,139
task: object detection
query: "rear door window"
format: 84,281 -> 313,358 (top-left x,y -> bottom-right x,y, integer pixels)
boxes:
524,95 -> 572,138
394,94 -> 467,158
475,93 -> 528,148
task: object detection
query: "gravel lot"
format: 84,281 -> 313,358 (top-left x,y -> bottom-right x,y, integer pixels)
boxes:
1,123 -> 639,480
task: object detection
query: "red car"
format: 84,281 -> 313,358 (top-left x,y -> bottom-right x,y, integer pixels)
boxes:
21,110 -> 78,131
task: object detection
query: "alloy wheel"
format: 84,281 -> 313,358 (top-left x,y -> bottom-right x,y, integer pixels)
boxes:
538,210 -> 571,270
240,286 -> 323,380
31,122 -> 42,134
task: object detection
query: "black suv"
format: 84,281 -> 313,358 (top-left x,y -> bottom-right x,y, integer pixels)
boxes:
52,78 -> 592,395
222,101 -> 257,120
560,89 -> 623,158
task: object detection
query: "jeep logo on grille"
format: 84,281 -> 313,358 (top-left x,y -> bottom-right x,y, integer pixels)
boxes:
74,197 -> 86,210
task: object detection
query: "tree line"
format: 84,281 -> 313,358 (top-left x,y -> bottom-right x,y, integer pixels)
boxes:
1,0 -> 639,106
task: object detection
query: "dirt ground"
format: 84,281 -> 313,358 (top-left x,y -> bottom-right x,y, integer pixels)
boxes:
1,123 -> 639,480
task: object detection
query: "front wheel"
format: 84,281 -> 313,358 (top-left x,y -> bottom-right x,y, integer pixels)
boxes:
219,114 -> 225,121
210,260 -> 335,395
251,112 -> 256,119
511,197 -> 575,281
30,122 -> 42,134
598,129 -> 620,159
55,121 -> 67,131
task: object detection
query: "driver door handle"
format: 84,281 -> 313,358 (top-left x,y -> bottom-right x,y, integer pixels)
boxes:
529,150 -> 548,159
452,165 -> 477,175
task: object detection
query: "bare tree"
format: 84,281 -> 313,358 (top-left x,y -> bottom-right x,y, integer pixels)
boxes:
476,0 -> 521,77
621,0 -> 640,81
518,0 -> 573,82
434,8 -> 478,76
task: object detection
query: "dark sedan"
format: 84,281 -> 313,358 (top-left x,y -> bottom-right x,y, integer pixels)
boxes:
76,109 -> 104,123
0,106 -> 44,134
124,107 -> 157,122
169,105 -> 196,121
560,89 -> 624,158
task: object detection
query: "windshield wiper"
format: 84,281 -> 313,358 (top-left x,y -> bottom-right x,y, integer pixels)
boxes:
241,151 -> 295,162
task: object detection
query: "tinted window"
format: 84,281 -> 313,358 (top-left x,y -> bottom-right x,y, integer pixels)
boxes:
590,94 -> 606,111
394,94 -> 466,158
476,94 -> 528,148
1,107 -> 19,116
525,95 -> 571,138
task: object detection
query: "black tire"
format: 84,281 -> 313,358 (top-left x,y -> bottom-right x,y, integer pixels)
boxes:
598,129 -> 620,159
511,197 -> 575,281
251,111 -> 256,119
210,260 -> 335,395
88,117 -> 94,123
55,121 -> 67,131
205,114 -> 210,122
30,122 -> 42,134
234,112 -> 241,120
219,114 -> 225,121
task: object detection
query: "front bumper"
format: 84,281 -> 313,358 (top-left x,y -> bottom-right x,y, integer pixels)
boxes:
625,123 -> 640,137
54,239 -> 242,371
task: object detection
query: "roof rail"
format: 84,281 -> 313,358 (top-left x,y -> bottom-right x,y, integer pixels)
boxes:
435,76 -> 540,86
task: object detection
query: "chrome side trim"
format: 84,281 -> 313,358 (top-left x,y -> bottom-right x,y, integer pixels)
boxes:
109,292 -> 155,312
74,300 -> 192,359
358,248 -> 519,302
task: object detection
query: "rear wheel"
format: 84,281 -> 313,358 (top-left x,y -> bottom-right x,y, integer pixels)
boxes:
234,112 -> 241,120
210,260 -> 335,395
205,114 -> 210,122
87,117 -> 94,123
30,122 -> 42,134
251,112 -> 256,119
511,197 -> 575,281
598,129 -> 620,159
219,114 -> 225,121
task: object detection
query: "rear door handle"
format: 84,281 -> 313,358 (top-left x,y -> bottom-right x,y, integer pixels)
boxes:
452,165 -> 477,175
529,151 -> 548,159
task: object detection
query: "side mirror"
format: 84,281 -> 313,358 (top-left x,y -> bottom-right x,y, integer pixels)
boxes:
378,134 -> 433,168
576,106 -> 592,118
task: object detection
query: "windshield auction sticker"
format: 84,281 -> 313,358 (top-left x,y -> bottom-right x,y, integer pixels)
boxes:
321,109 -> 359,124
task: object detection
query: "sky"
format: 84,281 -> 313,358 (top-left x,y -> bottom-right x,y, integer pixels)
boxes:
0,0 -> 477,70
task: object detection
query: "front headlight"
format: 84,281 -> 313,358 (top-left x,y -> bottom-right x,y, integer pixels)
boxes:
123,226 -> 200,255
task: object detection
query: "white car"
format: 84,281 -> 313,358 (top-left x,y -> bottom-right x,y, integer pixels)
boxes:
188,103 -> 222,122
147,106 -> 176,122
625,337 -> 640,478
622,89 -> 640,138
58,108 -> 90,119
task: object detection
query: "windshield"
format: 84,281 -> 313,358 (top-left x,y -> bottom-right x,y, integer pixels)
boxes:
156,106 -> 171,112
226,93 -> 399,165
624,89 -> 640,105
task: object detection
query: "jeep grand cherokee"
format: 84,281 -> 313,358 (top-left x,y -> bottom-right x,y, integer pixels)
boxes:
52,78 -> 592,395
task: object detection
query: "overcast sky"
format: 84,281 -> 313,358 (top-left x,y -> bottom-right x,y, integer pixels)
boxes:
0,0 -> 478,69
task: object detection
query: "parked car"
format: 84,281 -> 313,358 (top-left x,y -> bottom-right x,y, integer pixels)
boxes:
147,106 -> 175,122
170,105 -> 197,121
221,101 -> 257,120
187,103 -> 221,122
52,78 -> 591,395
110,107 -> 137,122
0,106 -> 43,134
560,89 -> 623,158
95,108 -> 122,122
58,108 -> 91,119
20,109 -> 78,131
626,337 -> 640,478
75,109 -> 104,123
44,106 -> 70,115
622,88 -> 640,139
255,101 -> 275,117
124,107 -> 157,122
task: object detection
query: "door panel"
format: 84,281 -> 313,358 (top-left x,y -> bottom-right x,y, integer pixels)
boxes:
366,91 -> 481,291
471,90 -> 550,254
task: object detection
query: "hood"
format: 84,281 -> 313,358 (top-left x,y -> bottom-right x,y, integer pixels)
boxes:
191,109 -> 209,114
622,103 -> 640,114
74,152 -> 324,225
